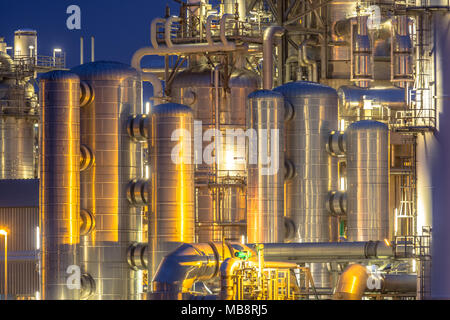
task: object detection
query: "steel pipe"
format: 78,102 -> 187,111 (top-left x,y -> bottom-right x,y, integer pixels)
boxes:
258,241 -> 394,263
262,26 -> 285,90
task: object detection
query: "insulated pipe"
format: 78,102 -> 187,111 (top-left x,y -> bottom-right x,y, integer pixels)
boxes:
39,71 -> 81,300
219,258 -> 242,300
299,39 -> 318,82
165,16 -> 182,48
132,14 -> 240,103
333,264 -> 369,300
206,15 -> 219,45
220,14 -> 235,46
263,26 -> 285,90
151,242 -> 255,300
151,18 -> 166,49
334,264 -> 417,300
258,241 -> 394,263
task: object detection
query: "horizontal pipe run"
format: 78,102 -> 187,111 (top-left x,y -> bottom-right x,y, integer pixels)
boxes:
257,241 -> 394,263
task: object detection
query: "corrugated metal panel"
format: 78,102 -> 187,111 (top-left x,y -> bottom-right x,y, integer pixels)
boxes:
0,206 -> 39,298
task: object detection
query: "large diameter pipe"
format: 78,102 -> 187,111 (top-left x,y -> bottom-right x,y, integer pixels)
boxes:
333,264 -> 369,300
263,26 -> 285,90
334,263 -> 417,300
345,120 -> 390,241
151,242 -> 255,300
148,103 -> 195,284
258,241 -> 394,263
247,90 -> 285,243
39,70 -> 81,300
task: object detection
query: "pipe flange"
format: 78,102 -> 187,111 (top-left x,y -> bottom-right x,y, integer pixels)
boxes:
127,114 -> 149,142
80,209 -> 95,236
126,179 -> 150,206
80,273 -> 96,300
284,159 -> 296,181
80,144 -> 95,172
79,81 -> 94,107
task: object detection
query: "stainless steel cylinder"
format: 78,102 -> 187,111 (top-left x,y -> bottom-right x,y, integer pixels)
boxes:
148,103 -> 195,283
39,70 -> 80,300
171,65 -> 259,243
274,81 -> 339,289
72,62 -> 144,300
247,90 -> 284,243
345,120 -> 389,241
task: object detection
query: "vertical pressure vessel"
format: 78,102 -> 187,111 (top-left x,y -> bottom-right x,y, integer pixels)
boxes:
39,70 -> 80,300
148,103 -> 195,283
345,120 -> 389,241
72,62 -> 143,300
247,90 -> 285,243
274,81 -> 339,289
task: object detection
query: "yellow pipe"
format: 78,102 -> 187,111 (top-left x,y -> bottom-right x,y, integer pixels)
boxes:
333,264 -> 369,300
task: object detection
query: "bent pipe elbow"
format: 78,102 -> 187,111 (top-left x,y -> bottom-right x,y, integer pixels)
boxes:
263,26 -> 285,90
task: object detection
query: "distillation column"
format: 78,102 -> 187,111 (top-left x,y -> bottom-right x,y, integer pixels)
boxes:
72,62 -> 144,300
247,90 -> 285,243
274,81 -> 339,289
39,71 -> 80,300
148,103 -> 195,283
345,120 -> 389,241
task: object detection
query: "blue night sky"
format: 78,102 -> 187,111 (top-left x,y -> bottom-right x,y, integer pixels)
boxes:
0,0 -> 182,102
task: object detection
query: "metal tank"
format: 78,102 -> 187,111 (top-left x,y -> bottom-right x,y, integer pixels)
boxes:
39,70 -> 80,300
0,80 -> 38,179
170,64 -> 259,243
14,29 -> 37,58
148,103 -> 195,283
247,90 -> 285,243
345,120 -> 389,241
274,81 -> 339,290
71,61 -> 144,300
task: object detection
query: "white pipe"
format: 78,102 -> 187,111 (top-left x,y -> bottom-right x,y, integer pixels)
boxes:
206,15 -> 219,45
151,18 -> 166,49
91,36 -> 95,62
263,26 -> 285,90
220,14 -> 235,46
165,16 -> 182,48
132,15 -> 242,104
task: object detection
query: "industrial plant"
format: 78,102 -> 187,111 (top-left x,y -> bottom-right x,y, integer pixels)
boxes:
1,0 -> 450,300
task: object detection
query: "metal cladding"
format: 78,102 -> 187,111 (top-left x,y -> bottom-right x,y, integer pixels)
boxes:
333,264 -> 369,300
345,120 -> 389,241
71,61 -> 143,300
274,81 -> 339,289
148,103 -> 195,283
247,90 -> 285,243
39,70 -> 80,300
0,79 -> 38,179
171,65 -> 259,242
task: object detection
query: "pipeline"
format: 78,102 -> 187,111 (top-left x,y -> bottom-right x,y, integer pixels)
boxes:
258,241 -> 394,263
132,14 -> 242,102
333,263 -> 417,300
299,39 -> 318,82
262,26 -> 285,90
150,242 -> 255,300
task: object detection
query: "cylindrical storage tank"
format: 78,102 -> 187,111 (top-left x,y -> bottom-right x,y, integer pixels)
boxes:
171,65 -> 259,242
247,90 -> 285,243
71,62 -> 143,300
148,103 -> 195,282
345,120 -> 389,241
39,70 -> 80,300
14,29 -> 37,58
0,81 -> 37,179
274,81 -> 339,289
